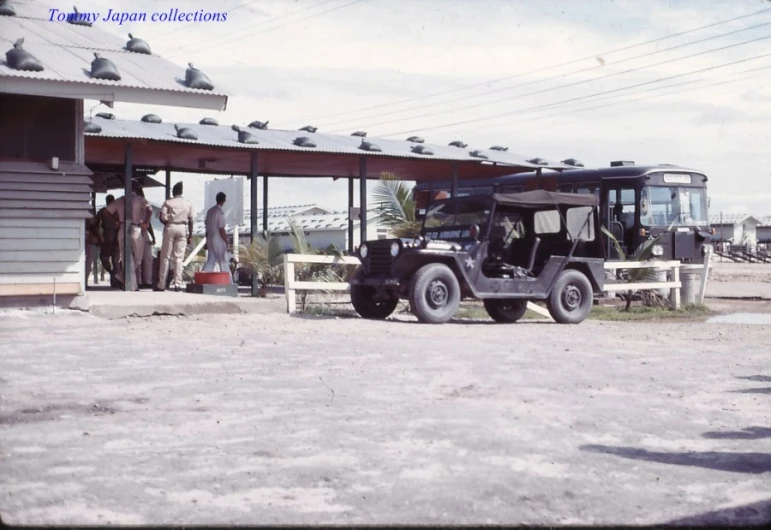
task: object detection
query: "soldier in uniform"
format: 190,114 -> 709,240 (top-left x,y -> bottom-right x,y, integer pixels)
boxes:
156,182 -> 195,291
106,181 -> 152,291
97,194 -> 120,287
134,187 -> 156,289
202,191 -> 232,281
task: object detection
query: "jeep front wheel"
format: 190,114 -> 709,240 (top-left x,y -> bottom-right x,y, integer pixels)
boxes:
546,269 -> 593,324
483,299 -> 528,323
350,268 -> 399,320
409,263 -> 461,324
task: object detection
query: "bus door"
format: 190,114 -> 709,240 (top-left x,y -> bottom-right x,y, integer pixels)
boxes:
601,184 -> 637,259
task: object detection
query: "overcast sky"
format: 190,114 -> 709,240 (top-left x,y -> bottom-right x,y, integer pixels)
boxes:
58,0 -> 771,216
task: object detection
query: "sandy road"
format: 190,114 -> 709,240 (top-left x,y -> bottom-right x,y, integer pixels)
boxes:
0,310 -> 769,526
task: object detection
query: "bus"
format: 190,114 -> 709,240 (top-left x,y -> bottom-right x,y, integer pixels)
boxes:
412,161 -> 713,263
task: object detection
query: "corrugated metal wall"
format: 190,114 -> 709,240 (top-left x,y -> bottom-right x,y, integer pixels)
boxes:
0,160 -> 93,296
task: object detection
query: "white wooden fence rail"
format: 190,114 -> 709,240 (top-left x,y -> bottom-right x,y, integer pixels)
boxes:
283,252 -> 713,314
284,254 -> 360,313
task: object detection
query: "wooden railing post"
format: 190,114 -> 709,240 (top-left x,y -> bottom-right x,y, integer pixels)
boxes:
670,263 -> 681,310
285,254 -> 296,313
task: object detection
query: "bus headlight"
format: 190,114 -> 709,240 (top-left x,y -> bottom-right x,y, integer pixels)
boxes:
652,244 -> 664,257
359,243 -> 368,259
390,241 -> 400,257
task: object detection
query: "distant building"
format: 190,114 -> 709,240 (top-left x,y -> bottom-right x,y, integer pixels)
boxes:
709,213 -> 763,250
192,204 -> 391,252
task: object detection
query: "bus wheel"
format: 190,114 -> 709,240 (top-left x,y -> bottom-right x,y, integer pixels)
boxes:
483,299 -> 528,323
547,270 -> 593,324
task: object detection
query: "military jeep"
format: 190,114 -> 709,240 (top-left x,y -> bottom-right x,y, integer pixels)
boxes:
350,190 -> 606,324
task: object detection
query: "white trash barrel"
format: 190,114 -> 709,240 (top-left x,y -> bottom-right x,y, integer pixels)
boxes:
680,271 -> 700,306
655,269 -> 669,297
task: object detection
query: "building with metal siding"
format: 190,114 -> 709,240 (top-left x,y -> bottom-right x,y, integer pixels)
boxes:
0,0 -> 227,301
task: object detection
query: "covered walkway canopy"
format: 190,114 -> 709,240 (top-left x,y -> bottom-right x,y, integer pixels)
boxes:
84,115 -> 574,259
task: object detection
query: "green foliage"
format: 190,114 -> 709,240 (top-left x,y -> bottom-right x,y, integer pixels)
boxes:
371,171 -> 421,238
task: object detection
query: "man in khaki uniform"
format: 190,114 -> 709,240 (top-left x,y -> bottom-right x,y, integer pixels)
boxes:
106,181 -> 152,291
134,187 -> 156,288
156,182 -> 194,291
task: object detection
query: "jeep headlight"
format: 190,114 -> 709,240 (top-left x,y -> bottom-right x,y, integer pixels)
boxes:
652,244 -> 664,257
359,243 -> 368,259
390,241 -> 400,257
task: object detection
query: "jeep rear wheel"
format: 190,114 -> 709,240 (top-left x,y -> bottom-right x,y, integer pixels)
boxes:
409,263 -> 461,324
483,299 -> 528,323
350,267 -> 399,320
546,269 -> 593,324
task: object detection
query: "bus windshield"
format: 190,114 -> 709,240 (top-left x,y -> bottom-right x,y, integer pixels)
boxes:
640,186 -> 708,227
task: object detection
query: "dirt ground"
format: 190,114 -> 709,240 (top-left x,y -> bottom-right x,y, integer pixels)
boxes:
709,261 -> 771,284
1,300 -> 769,526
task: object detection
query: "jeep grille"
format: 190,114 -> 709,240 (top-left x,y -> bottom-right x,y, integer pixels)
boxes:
366,245 -> 392,275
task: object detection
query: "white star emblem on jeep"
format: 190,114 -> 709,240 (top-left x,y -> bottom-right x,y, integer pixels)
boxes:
465,257 -> 475,269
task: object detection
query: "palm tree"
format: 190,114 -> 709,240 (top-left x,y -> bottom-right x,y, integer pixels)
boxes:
370,171 -> 421,238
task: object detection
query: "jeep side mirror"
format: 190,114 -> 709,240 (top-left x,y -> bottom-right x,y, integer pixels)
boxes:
469,224 -> 480,240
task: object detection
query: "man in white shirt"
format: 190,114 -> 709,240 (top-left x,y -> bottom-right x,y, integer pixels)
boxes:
202,191 -> 232,282
106,181 -> 153,291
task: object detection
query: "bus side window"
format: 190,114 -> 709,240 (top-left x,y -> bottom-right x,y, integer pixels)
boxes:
577,186 -> 598,196
557,183 -> 574,193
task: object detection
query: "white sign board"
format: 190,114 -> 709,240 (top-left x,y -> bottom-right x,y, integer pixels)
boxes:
204,177 -> 244,226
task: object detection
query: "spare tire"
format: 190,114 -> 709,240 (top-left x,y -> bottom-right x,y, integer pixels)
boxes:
483,299 -> 528,323
5,38 -> 43,71
126,33 -> 151,55
185,63 -> 214,91
91,53 -> 121,81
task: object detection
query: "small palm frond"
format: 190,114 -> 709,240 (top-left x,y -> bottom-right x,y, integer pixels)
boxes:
600,225 -> 627,260
371,171 -> 416,226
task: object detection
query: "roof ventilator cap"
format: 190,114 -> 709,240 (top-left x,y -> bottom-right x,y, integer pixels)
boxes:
141,114 -> 162,123
248,120 -> 268,130
199,117 -> 219,126
96,112 -> 115,120
0,0 -> 16,16
527,157 -> 549,165
490,145 -> 508,152
68,6 -> 92,26
185,63 -> 214,90
5,38 -> 43,71
411,145 -> 433,155
90,52 -> 121,81
448,140 -> 467,148
293,136 -> 316,148
469,150 -> 488,159
351,131 -> 367,137
84,121 -> 101,134
359,138 -> 382,152
299,125 -> 318,133
126,33 -> 151,54
561,158 -> 584,167
407,136 -> 424,143
232,125 -> 259,144
174,124 -> 198,141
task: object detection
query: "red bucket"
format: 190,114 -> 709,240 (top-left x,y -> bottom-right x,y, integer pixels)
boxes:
194,271 -> 231,285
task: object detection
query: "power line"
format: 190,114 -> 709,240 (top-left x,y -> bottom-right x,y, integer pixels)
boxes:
343,33 -> 771,133
322,20 -> 771,131
166,0 -> 367,60
379,47 -> 771,138
287,6 -> 771,125
442,63 -> 771,139
151,0 -> 261,40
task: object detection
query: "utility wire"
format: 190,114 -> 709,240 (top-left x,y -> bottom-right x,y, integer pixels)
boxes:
379,47 -> 771,138
151,0 -> 262,40
439,63 -> 771,139
166,0 -> 367,59
323,20 -> 771,131
289,6 -> 771,124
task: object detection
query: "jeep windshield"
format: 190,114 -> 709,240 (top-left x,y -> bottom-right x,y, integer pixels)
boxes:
422,197 -> 492,241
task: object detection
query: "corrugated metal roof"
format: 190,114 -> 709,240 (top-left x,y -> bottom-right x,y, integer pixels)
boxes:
192,207 -> 381,236
709,213 -> 770,226
0,2 -> 228,105
84,116 -> 569,169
